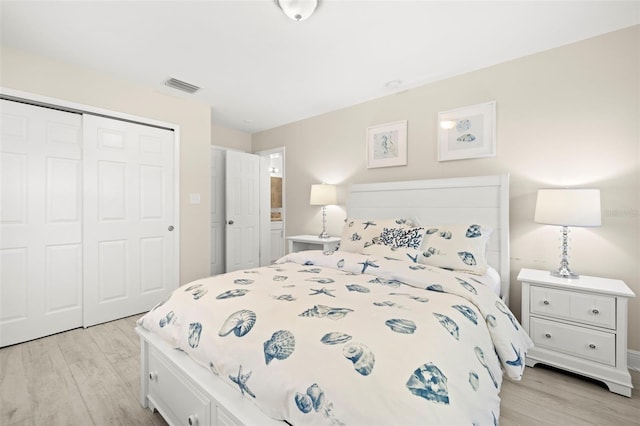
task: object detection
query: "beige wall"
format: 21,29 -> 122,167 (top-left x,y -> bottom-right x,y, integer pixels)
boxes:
252,26 -> 640,351
1,45 -> 212,286
212,122 -> 251,152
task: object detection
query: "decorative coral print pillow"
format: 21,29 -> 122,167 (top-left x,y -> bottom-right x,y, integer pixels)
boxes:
361,225 -> 426,263
338,218 -> 417,254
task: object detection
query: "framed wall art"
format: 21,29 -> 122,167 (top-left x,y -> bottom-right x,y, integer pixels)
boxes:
437,101 -> 496,161
366,120 -> 407,168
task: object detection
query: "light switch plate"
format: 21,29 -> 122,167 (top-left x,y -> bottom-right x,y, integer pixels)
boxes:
189,193 -> 201,204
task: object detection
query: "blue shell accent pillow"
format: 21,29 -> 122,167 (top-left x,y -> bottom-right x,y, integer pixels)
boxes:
338,218 -> 418,254
417,224 -> 493,275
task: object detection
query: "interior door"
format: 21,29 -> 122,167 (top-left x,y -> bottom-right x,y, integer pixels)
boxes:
0,100 -> 83,346
82,115 -> 176,327
225,150 -> 260,272
210,147 -> 225,275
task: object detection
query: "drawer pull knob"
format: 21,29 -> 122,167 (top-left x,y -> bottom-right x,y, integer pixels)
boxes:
148,371 -> 157,381
589,343 -> 597,350
592,309 -> 600,315
544,333 -> 552,339
187,415 -> 197,425
543,300 -> 550,305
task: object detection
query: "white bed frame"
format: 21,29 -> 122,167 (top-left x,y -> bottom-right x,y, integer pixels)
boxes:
136,174 -> 510,426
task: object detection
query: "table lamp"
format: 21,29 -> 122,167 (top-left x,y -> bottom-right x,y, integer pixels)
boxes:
309,184 -> 337,239
534,188 -> 601,279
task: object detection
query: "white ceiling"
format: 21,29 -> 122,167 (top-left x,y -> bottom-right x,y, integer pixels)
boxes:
2,1 -> 638,133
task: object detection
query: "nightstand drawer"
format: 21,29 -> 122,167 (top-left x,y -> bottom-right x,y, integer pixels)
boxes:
530,317 -> 615,366
530,285 -> 616,329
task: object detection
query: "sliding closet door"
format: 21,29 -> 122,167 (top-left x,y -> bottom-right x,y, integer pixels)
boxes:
0,100 -> 83,347
82,115 -> 176,327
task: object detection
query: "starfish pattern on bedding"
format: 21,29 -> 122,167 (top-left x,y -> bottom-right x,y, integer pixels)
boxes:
506,343 -> 523,367
362,220 -> 376,229
229,365 -> 256,398
309,287 -> 336,297
358,259 -> 379,273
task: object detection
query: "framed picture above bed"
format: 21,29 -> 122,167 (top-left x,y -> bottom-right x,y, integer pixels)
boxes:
437,101 -> 496,162
366,119 -> 407,168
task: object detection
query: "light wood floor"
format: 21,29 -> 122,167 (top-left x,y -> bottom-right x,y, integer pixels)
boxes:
1,315 -> 639,425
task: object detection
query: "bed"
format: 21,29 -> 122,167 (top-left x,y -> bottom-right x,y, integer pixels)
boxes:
135,174 -> 533,426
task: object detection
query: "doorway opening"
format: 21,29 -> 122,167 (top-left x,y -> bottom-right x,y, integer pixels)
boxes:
258,147 -> 286,263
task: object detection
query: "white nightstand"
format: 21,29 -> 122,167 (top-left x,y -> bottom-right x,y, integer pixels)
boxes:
286,235 -> 340,253
518,268 -> 636,397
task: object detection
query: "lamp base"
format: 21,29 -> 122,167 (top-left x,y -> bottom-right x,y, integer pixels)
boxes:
318,205 -> 330,239
550,225 -> 580,279
550,270 -> 579,279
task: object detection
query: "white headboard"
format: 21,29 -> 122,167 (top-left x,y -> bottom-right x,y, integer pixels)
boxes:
347,174 -> 510,305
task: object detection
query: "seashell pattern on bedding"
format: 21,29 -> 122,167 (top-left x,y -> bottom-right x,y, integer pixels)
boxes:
216,289 -> 250,299
406,362 -> 450,405
137,249 -> 532,426
385,318 -> 417,334
263,330 -> 295,365
343,342 -> 375,376
320,332 -> 352,345
218,309 -> 257,337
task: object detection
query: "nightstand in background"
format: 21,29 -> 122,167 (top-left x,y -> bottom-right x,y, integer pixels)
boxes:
518,268 -> 635,397
286,235 -> 340,253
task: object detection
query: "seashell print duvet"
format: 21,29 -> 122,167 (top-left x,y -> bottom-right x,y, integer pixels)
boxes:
138,250 -> 533,426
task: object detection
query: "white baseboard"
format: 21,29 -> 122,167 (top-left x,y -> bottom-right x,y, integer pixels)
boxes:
628,349 -> 640,371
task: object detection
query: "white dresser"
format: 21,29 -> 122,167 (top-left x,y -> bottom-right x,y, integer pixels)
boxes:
518,268 -> 635,397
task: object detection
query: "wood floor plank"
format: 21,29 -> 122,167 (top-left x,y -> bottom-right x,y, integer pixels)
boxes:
22,336 -> 93,425
87,317 -> 148,402
87,319 -> 138,364
0,344 -> 32,425
62,323 -> 162,426
67,355 -> 160,425
114,314 -> 144,346
501,365 -> 640,426
55,326 -> 105,366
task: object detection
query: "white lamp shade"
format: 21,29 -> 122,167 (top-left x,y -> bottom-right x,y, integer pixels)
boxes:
277,0 -> 318,21
310,184 -> 337,206
534,189 -> 601,227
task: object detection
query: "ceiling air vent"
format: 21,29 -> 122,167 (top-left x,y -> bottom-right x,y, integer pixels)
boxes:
164,77 -> 200,94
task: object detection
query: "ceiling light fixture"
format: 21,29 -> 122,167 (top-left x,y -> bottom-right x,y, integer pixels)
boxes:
276,0 -> 318,21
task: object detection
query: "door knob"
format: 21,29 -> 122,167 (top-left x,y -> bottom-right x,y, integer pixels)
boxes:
168,225 -> 174,231
228,220 -> 234,225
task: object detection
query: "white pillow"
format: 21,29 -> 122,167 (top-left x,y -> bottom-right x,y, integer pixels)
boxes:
338,218 -> 417,254
417,224 -> 492,275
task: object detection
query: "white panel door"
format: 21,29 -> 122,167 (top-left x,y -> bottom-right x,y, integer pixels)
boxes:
0,100 -> 83,347
83,115 -> 176,327
210,148 -> 225,275
225,150 -> 260,272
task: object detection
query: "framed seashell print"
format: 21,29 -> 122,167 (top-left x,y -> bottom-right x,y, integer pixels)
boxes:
366,120 -> 408,168
437,101 -> 496,161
